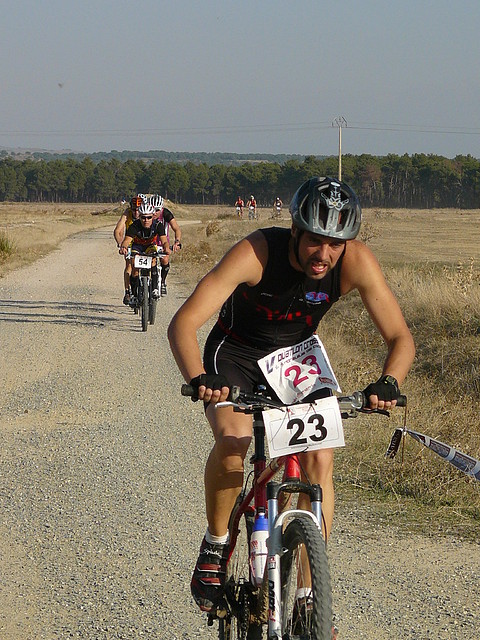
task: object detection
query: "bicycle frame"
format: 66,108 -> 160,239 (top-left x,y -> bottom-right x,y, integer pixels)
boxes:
181,382 -> 405,639
126,247 -> 166,330
227,407 -> 324,638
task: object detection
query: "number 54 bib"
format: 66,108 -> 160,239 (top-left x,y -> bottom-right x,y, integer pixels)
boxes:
257,335 -> 341,405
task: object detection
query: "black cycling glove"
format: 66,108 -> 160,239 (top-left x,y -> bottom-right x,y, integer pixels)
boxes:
189,373 -> 230,401
363,375 -> 400,404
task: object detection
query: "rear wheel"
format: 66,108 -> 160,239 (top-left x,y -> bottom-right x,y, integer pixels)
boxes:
218,496 -> 266,639
280,515 -> 332,639
140,276 -> 149,332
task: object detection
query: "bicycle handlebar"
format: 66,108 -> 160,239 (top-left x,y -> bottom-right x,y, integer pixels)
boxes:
126,247 -> 168,258
124,247 -> 171,260
180,384 -> 406,415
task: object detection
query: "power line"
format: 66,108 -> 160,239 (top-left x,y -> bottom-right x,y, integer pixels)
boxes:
348,120 -> 480,133
0,120 -> 479,138
348,123 -> 480,135
0,121 -> 334,138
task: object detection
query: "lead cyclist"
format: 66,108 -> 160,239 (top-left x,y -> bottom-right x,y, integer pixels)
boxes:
168,176 -> 415,624
119,202 -> 170,300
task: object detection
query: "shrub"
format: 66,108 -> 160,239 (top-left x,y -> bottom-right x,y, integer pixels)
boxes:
0,232 -> 15,262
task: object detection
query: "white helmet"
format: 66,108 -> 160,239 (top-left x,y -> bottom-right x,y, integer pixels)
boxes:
138,203 -> 155,217
149,194 -> 164,210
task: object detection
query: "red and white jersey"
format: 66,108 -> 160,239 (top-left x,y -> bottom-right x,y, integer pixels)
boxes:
153,206 -> 175,240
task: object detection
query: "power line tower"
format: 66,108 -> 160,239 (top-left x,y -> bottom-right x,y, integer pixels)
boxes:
332,116 -> 347,180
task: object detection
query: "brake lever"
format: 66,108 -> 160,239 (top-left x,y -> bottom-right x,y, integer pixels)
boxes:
359,407 -> 391,417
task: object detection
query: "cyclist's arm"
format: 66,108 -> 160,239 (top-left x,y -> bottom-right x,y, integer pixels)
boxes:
341,241 -> 415,396
158,234 -> 171,255
113,214 -> 127,245
169,218 -> 182,246
120,226 -> 135,251
168,231 -> 267,402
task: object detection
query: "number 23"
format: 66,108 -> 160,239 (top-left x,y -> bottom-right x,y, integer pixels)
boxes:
284,356 -> 321,388
287,413 -> 327,446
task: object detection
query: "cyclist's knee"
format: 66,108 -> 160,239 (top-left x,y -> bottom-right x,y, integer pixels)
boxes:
300,448 -> 334,482
215,434 -> 251,463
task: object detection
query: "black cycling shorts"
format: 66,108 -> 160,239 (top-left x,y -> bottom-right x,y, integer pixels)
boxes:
203,328 -> 332,403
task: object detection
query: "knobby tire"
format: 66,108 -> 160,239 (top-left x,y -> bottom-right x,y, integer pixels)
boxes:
148,288 -> 157,326
280,515 -> 332,639
140,276 -> 149,332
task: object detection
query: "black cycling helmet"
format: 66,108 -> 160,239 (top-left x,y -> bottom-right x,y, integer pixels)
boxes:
130,196 -> 142,209
289,176 -> 361,240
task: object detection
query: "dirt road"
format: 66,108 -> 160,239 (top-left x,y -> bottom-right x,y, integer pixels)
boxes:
0,227 -> 478,639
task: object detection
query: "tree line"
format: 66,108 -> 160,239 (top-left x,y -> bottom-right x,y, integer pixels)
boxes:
0,153 -> 479,208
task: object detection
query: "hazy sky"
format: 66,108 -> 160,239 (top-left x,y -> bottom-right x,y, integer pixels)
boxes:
2,0 -> 480,158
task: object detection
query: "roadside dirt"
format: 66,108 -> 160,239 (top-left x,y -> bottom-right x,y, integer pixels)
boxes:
0,225 -> 478,639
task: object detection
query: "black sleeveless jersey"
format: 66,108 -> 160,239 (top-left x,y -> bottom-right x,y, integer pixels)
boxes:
211,227 -> 344,352
125,219 -> 166,246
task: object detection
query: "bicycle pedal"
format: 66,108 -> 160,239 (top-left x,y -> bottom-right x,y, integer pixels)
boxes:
205,603 -> 228,622
216,607 -> 228,619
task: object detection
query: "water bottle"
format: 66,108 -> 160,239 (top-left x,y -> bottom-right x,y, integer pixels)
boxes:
250,508 -> 269,586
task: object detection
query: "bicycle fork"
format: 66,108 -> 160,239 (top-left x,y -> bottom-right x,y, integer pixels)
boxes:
250,411 -> 324,637
266,475 -> 323,638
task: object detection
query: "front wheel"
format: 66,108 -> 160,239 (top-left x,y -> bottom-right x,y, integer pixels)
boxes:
148,279 -> 157,325
280,515 -> 332,639
140,276 -> 149,332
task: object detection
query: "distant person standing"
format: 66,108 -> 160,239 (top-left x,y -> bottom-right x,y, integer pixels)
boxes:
235,196 -> 244,219
246,195 -> 257,220
272,196 -> 283,218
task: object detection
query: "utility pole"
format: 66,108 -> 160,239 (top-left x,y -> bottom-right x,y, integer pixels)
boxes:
332,116 -> 347,181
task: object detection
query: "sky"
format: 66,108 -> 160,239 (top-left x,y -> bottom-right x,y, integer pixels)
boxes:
2,0 -> 480,158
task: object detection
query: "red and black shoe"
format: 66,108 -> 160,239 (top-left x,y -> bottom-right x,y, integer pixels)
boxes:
190,536 -> 229,613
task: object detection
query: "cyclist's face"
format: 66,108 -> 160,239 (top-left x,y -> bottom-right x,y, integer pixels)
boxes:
140,215 -> 153,227
292,229 -> 345,279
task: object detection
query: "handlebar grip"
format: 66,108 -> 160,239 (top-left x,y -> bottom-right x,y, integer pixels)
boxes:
181,384 -> 195,397
396,394 -> 407,407
180,383 -> 240,402
360,392 -> 407,408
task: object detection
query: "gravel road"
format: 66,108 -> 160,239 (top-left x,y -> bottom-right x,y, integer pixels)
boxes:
0,227 -> 478,639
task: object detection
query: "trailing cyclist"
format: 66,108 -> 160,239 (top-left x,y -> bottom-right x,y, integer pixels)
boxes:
168,176 -> 415,619
150,194 -> 182,296
119,202 -> 170,302
114,195 -> 143,305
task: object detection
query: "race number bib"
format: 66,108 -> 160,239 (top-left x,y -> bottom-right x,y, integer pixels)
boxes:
134,254 -> 153,269
263,396 -> 344,458
257,335 -> 341,405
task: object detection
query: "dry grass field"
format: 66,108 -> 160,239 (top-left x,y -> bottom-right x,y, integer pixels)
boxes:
0,202 -> 123,276
1,201 -> 479,536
